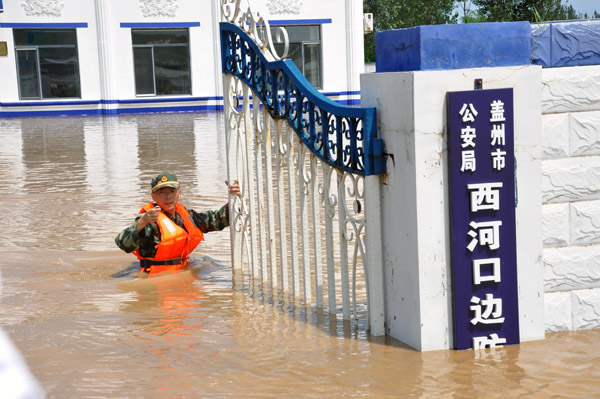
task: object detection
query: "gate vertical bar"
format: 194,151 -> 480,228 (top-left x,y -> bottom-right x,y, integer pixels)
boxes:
275,120 -> 289,292
337,170 -> 351,320
287,129 -> 301,298
244,84 -> 259,281
299,145 -> 312,304
323,164 -> 337,314
263,109 -> 278,287
252,95 -> 268,284
311,155 -> 324,307
223,74 -> 243,281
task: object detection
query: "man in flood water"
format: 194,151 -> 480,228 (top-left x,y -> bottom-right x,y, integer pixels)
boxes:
115,173 -> 240,276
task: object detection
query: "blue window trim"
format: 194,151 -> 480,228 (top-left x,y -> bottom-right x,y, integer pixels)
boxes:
268,18 -> 332,25
120,22 -> 200,28
0,22 -> 88,28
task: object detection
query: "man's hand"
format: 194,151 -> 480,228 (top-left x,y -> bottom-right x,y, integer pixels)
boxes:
137,207 -> 160,232
226,180 -> 241,198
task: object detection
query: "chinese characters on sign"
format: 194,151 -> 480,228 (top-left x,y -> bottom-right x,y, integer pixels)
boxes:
447,88 -> 519,350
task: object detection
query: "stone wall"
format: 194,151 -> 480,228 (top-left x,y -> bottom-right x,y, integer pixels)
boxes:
533,19 -> 600,333
541,64 -> 600,332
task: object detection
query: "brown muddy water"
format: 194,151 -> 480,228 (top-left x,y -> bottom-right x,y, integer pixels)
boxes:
1,112 -> 599,399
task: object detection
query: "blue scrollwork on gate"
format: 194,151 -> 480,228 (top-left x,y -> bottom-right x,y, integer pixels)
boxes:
220,22 -> 385,176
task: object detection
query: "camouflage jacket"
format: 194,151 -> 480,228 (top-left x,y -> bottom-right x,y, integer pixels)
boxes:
115,203 -> 230,258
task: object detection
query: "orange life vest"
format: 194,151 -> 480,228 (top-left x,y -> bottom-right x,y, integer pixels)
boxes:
133,202 -> 204,276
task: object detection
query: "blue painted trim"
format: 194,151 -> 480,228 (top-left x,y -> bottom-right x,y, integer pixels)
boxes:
375,20 -> 599,70
268,18 -> 332,25
0,104 -> 223,117
0,96 -> 222,108
531,20 -> 600,68
0,22 -> 88,28
115,105 -> 221,114
0,109 -> 103,117
0,94 -> 352,108
120,22 -> 200,28
0,100 -> 101,107
336,99 -> 361,106
118,96 -> 221,104
321,90 -> 361,97
376,22 -> 531,72
0,94 -> 355,115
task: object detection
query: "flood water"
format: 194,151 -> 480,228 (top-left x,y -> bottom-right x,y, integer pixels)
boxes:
1,112 -> 599,398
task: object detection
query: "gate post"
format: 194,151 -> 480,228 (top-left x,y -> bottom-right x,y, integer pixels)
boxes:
361,22 -> 546,351
365,175 -> 385,336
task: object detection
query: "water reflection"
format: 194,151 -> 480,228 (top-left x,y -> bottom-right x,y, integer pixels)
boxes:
20,117 -> 87,194
1,112 -> 229,252
84,117 -> 141,197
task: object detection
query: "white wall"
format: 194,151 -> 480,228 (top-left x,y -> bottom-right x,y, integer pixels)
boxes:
541,65 -> 600,332
0,0 -> 102,102
0,0 -> 363,112
361,65 -> 546,351
265,0 -> 364,94
86,0 -> 220,101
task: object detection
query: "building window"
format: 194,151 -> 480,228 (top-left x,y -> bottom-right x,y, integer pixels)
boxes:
13,29 -> 81,99
271,25 -> 322,89
131,29 -> 191,96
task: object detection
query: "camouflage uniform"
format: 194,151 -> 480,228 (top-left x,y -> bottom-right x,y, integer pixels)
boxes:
115,203 -> 230,258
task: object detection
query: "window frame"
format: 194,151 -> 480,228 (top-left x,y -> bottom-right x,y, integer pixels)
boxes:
132,44 -> 156,96
271,24 -> 323,89
13,28 -> 82,100
131,28 -> 192,97
15,46 -> 41,100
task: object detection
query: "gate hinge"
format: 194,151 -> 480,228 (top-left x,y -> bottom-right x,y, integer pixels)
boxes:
369,138 -> 386,175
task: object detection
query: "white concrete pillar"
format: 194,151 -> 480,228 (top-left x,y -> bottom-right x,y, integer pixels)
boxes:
344,0 -> 362,94
94,0 -> 117,114
211,0 -> 224,105
361,65 -> 545,350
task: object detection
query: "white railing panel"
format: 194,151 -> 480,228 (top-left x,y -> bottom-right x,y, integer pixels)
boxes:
221,4 -> 385,334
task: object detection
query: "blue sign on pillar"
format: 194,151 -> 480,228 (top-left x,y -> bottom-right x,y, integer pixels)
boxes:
447,88 -> 519,350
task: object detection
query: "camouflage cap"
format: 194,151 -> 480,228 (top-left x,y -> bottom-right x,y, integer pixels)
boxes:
151,173 -> 180,192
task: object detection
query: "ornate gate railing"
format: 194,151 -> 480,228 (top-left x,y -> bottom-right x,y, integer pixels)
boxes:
220,1 -> 386,335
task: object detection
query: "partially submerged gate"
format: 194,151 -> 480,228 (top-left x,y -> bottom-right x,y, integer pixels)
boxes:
220,1 -> 386,335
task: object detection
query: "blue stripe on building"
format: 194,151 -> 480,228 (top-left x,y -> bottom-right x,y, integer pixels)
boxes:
120,22 -> 200,28
268,18 -> 332,25
0,22 -> 88,28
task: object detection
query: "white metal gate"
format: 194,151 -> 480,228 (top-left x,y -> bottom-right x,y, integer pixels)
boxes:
220,0 -> 386,335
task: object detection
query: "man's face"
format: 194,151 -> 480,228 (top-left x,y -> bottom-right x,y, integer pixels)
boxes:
151,187 -> 181,214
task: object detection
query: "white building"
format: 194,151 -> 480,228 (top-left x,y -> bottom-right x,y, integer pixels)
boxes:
0,0 -> 365,117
